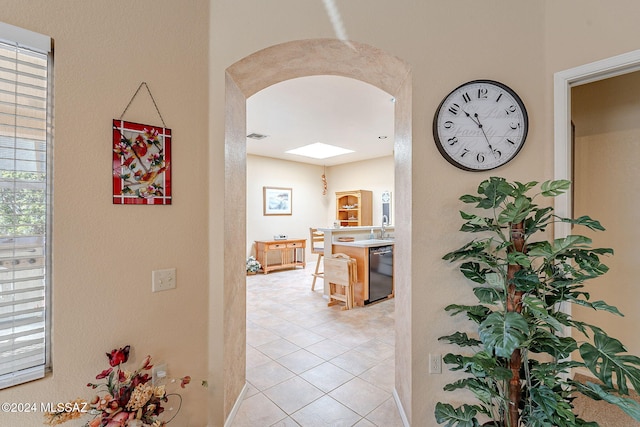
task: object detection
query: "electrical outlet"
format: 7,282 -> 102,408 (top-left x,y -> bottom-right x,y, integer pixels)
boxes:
429,353 -> 442,374
152,363 -> 167,385
152,268 -> 176,292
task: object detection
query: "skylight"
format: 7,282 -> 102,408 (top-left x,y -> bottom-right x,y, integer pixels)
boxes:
285,142 -> 354,159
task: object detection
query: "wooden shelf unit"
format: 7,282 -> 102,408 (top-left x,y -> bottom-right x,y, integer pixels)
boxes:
254,238 -> 306,274
336,190 -> 373,227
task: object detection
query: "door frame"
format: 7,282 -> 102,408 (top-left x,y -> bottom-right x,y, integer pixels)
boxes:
553,49 -> 640,340
223,38 -> 413,425
554,48 -> 640,238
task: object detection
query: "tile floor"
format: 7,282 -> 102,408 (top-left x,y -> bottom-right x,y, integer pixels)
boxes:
232,261 -> 403,427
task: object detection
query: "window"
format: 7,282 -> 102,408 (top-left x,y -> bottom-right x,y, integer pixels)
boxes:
0,22 -> 52,389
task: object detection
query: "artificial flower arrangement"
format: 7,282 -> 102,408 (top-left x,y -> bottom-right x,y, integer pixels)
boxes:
44,345 -> 190,427
246,256 -> 261,274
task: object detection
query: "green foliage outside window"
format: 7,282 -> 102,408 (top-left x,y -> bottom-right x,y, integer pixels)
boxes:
0,170 -> 46,237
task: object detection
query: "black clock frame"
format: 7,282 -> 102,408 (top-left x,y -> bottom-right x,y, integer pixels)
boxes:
432,79 -> 529,172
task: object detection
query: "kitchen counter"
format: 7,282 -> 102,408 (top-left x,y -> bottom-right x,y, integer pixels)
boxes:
317,226 -> 395,253
332,239 -> 394,248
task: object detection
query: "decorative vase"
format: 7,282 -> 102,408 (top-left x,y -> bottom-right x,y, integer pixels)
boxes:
247,271 -> 257,276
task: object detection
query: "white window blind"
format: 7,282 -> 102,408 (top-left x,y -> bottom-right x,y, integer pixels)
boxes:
0,23 -> 52,389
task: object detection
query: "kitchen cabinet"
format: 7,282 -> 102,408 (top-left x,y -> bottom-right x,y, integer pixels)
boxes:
331,240 -> 394,306
336,190 -> 372,227
254,238 -> 306,274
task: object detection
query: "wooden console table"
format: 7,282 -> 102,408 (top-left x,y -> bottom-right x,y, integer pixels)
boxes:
254,238 -> 306,274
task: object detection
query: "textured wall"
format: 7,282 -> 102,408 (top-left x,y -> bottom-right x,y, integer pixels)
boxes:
0,1 -> 210,425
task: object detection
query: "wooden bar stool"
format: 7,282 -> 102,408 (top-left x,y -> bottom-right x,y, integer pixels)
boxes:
324,253 -> 357,310
310,228 -> 324,291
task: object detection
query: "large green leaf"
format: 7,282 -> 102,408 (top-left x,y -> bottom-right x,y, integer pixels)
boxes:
581,381 -> 640,421
435,402 -> 481,427
498,194 -> 532,224
444,240 -> 499,270
460,262 -> 489,284
443,378 -> 497,405
445,304 -> 491,324
485,272 -> 504,289
540,179 -> 571,197
525,206 -> 554,235
528,385 -> 576,425
473,287 -> 501,305
553,235 -> 592,254
476,177 -> 513,209
512,180 -> 539,195
439,332 -> 482,347
511,269 -> 540,292
507,251 -> 531,268
559,215 -> 605,231
571,298 -> 624,316
579,331 -> 640,394
443,352 -> 512,380
460,211 -> 500,233
479,311 -> 530,358
522,295 -> 563,332
527,241 -> 554,258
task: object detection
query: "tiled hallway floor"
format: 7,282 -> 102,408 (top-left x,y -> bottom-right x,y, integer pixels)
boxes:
232,262 -> 403,427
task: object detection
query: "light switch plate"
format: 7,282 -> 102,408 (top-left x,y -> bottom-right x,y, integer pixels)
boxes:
152,268 -> 176,292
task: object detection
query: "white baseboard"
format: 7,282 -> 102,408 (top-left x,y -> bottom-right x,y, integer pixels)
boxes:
223,382 -> 248,427
393,388 -> 410,427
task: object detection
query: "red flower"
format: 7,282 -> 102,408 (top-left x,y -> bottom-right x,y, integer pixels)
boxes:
180,375 -> 191,388
131,373 -> 150,387
96,367 -> 113,380
107,345 -> 130,367
140,355 -> 153,371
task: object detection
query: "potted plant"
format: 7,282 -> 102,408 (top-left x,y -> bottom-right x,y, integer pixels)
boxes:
435,177 -> 640,427
246,256 -> 261,275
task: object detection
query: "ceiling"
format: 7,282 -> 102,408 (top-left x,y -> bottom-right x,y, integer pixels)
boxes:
246,75 -> 395,166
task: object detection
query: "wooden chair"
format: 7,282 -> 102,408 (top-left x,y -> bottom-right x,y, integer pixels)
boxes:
324,253 -> 357,310
310,228 -> 324,291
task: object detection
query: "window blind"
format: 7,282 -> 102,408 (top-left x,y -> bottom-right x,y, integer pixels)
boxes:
0,23 -> 51,390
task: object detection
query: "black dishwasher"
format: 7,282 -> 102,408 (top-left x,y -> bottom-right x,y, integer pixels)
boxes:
367,245 -> 393,304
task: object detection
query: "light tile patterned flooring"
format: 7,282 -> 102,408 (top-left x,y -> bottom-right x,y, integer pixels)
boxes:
232,261 -> 403,427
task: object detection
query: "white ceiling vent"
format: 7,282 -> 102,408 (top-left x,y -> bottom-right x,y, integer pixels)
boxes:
247,133 -> 268,140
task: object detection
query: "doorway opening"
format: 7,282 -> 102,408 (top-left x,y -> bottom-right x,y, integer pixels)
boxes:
243,75 -> 397,425
554,49 -> 640,363
223,39 -> 412,424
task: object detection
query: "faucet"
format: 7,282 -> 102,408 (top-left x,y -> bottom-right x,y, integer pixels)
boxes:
380,215 -> 389,239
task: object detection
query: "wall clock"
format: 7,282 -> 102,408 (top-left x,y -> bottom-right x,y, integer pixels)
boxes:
433,79 -> 528,171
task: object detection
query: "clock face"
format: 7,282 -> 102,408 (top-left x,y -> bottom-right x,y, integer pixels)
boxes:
433,80 -> 528,171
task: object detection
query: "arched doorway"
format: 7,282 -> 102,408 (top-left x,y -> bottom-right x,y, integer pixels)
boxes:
223,39 -> 412,424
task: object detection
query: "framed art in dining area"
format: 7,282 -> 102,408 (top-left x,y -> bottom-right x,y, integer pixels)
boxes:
263,187 -> 292,215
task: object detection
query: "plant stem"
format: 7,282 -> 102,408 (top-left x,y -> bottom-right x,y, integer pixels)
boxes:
506,221 -> 526,427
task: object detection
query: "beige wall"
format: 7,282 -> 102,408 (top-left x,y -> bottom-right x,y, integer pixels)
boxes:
0,1 -> 639,425
0,1 -> 210,426
572,72 -> 640,357
246,155 -> 394,258
246,155 -> 329,258
214,1 -> 640,425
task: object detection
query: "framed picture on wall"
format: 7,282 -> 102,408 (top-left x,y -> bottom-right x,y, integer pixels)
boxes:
112,119 -> 172,205
263,187 -> 292,215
